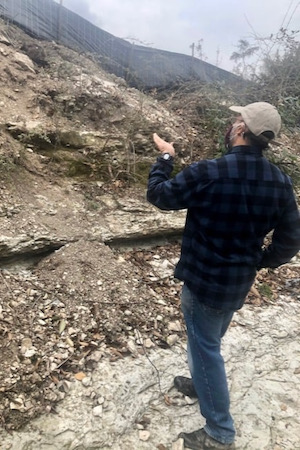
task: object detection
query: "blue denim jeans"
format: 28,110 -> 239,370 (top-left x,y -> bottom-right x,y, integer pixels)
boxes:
181,284 -> 236,445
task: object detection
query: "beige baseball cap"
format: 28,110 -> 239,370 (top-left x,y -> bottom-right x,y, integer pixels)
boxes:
229,102 -> 281,138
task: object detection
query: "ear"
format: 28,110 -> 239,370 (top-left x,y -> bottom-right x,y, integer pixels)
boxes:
236,122 -> 246,135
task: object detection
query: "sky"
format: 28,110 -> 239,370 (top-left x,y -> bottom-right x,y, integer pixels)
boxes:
58,0 -> 300,72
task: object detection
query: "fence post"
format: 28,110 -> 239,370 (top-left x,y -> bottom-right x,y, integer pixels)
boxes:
57,0 -> 63,43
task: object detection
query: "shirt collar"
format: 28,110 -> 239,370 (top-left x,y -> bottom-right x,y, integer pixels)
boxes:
227,145 -> 263,157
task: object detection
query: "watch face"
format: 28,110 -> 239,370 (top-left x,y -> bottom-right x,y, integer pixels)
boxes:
163,153 -> 171,160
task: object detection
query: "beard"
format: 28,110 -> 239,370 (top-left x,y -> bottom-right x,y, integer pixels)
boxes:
224,125 -> 233,149
224,123 -> 242,149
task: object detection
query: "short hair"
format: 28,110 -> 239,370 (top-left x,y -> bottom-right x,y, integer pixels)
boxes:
244,130 -> 275,150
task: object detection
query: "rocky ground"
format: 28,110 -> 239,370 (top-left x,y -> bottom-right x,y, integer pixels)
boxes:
0,225 -> 299,449
1,292 -> 300,450
0,17 -> 300,450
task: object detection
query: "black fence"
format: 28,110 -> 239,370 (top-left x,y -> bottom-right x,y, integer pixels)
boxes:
0,0 -> 239,89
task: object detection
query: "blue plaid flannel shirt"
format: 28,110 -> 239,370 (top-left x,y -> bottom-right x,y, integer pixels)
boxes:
147,146 -> 300,310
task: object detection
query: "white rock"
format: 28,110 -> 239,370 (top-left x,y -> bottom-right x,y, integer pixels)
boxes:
13,52 -> 36,73
87,351 -> 102,362
168,321 -> 182,332
127,340 -> 138,354
24,348 -> 37,358
10,397 -> 24,411
93,405 -> 103,417
144,338 -> 155,348
139,430 -> 150,441
167,334 -> 179,346
20,337 -> 32,353
0,34 -> 10,45
82,377 -> 91,387
172,438 -> 184,450
185,396 -> 197,405
161,259 -> 171,268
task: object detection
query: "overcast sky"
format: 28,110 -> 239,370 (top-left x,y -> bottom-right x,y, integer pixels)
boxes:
59,0 -> 300,72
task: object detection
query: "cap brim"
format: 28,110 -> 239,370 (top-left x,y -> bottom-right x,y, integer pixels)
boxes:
229,106 -> 244,113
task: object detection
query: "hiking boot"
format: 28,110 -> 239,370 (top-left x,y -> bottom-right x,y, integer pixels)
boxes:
179,428 -> 235,450
174,376 -> 197,398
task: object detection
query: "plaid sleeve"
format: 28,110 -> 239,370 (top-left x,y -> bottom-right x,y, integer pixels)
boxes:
258,187 -> 300,268
147,159 -> 204,210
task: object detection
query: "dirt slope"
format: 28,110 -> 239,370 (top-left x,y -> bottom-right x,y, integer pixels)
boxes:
0,19 -> 299,433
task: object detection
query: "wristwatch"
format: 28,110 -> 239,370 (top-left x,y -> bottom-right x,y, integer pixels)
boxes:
161,153 -> 173,161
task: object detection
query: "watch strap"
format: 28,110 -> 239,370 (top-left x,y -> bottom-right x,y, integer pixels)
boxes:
157,153 -> 174,162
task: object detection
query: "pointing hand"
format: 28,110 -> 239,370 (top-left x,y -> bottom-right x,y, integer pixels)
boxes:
153,133 -> 175,157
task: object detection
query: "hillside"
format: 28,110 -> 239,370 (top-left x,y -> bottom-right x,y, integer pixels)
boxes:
0,18 -> 300,449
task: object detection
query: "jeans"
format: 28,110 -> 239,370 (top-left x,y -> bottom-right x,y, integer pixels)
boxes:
181,284 -> 236,444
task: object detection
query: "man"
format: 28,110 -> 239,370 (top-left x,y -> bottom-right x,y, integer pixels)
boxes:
147,102 -> 300,450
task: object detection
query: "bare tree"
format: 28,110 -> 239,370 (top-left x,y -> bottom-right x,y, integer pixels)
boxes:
230,39 -> 259,78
